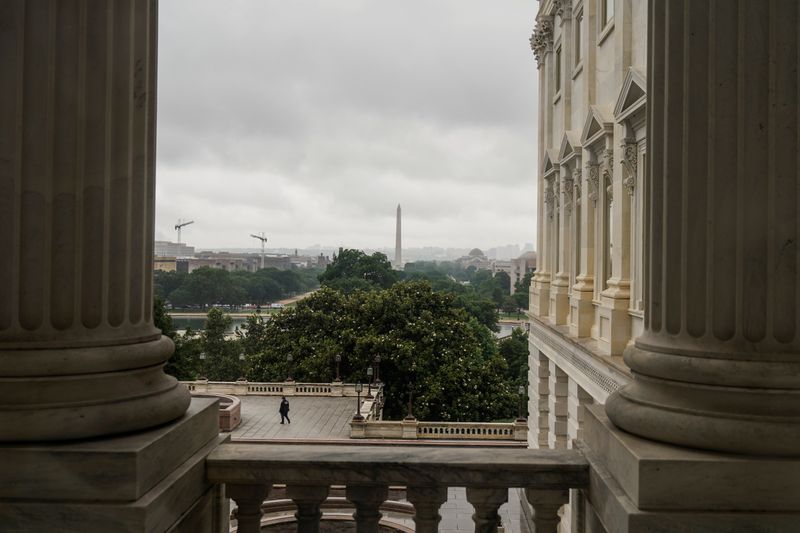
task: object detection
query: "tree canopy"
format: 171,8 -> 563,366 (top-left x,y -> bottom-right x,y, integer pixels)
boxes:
241,281 -> 516,421
154,266 -> 321,308
318,249 -> 398,291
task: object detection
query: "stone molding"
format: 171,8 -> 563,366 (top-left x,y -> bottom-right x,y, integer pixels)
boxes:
620,140 -> 638,196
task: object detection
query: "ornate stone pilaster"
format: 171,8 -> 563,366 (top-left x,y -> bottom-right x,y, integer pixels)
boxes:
621,139 -> 638,196
0,1 -> 189,441
572,168 -> 582,206
607,0 -> 800,456
554,0 -> 572,22
601,149 -> 614,204
586,162 -> 600,205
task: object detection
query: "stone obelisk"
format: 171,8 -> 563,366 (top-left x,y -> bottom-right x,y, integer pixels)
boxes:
395,204 -> 402,269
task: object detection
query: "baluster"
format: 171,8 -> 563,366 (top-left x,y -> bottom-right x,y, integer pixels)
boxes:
286,484 -> 330,533
227,483 -> 269,533
465,487 -> 507,533
345,484 -> 389,532
525,488 -> 569,533
406,485 -> 448,533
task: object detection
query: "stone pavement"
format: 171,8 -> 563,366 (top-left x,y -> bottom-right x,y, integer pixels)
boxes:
232,396 -> 356,440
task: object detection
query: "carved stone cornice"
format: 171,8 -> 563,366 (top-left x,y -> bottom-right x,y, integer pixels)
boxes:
621,140 -> 638,196
530,16 -> 554,68
586,162 -> 600,205
554,0 -> 573,21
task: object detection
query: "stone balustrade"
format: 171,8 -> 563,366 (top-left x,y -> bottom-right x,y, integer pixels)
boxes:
181,380 -> 381,398
351,419 -> 528,441
207,442 -> 588,533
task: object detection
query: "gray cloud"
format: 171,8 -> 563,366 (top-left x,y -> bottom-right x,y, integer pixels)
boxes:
155,0 -> 539,249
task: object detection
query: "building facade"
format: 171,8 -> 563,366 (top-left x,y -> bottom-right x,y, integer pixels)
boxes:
526,0 -> 646,460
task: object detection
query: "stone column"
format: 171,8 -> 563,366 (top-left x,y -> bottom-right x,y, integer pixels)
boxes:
0,0 -> 189,441
547,362 -> 568,449
551,170 -> 572,325
566,379 -> 592,448
607,0 -> 800,455
528,350 -> 550,448
570,160 -> 596,338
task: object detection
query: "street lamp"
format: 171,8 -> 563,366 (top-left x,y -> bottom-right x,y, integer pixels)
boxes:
517,385 -> 527,422
198,352 -> 207,380
286,354 -> 294,382
365,367 -> 374,399
404,389 -> 415,421
372,354 -> 382,384
353,382 -> 365,421
334,354 -> 342,382
237,352 -> 246,382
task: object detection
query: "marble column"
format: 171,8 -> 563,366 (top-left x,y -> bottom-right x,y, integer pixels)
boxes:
607,0 -> 800,455
570,162 -> 595,337
0,0 -> 189,441
547,362 -> 568,449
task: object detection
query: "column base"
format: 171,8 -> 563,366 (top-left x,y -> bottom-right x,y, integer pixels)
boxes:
0,335 -> 191,441
580,404 -> 800,532
0,397 -> 227,532
531,276 -> 551,319
549,277 -> 570,326
596,295 -> 630,356
569,288 -> 594,338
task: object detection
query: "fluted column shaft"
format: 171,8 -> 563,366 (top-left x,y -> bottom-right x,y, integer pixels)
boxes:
0,0 -> 189,441
607,0 -> 800,455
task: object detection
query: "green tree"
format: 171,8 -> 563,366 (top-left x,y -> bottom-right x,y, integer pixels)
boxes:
495,271 -> 511,295
243,281 -> 516,421
318,249 -> 398,291
498,328 -> 529,389
512,271 -> 534,310
155,297 -> 199,380
200,308 -> 244,381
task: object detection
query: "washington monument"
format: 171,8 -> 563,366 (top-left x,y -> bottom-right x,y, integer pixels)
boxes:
394,204 -> 402,269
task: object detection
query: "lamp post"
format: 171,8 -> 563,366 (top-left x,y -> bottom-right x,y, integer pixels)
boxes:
516,385 -> 527,422
365,367 -> 374,399
353,382 -> 364,421
405,390 -> 415,421
334,354 -> 342,382
286,354 -> 294,382
198,352 -> 207,381
372,354 -> 382,384
237,353 -> 246,381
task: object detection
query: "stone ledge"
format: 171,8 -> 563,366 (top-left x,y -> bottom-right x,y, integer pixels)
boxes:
0,397 -> 219,501
0,433 -> 228,533
581,441 -> 800,533
583,404 -> 800,512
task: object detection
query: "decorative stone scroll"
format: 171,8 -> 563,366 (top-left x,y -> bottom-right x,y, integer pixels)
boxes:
573,168 -> 582,206
530,16 -> 554,67
586,163 -> 600,205
563,175 -> 574,214
545,178 -> 556,218
554,0 -> 572,21
602,149 -> 614,203
621,140 -> 638,196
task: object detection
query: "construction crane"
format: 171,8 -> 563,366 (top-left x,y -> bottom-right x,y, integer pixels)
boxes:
175,219 -> 194,244
250,232 -> 268,269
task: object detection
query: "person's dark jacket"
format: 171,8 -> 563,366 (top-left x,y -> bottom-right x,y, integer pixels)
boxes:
279,399 -> 290,415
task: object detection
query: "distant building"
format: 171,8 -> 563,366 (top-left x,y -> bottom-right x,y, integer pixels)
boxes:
154,257 -> 178,272
188,251 -> 292,273
456,248 -> 491,270
510,251 -> 536,290
154,240 -> 195,257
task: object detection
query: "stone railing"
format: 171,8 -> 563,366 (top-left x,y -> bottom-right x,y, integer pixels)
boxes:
351,418 -> 528,441
206,442 -> 588,533
181,380 -> 381,398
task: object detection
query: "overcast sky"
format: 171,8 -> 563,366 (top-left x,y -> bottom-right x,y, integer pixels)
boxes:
155,0 -> 539,251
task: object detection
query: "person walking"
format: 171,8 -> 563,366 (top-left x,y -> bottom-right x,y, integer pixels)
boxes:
279,396 -> 291,424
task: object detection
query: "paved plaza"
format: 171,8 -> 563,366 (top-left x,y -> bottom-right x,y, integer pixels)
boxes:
232,396 -> 357,440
